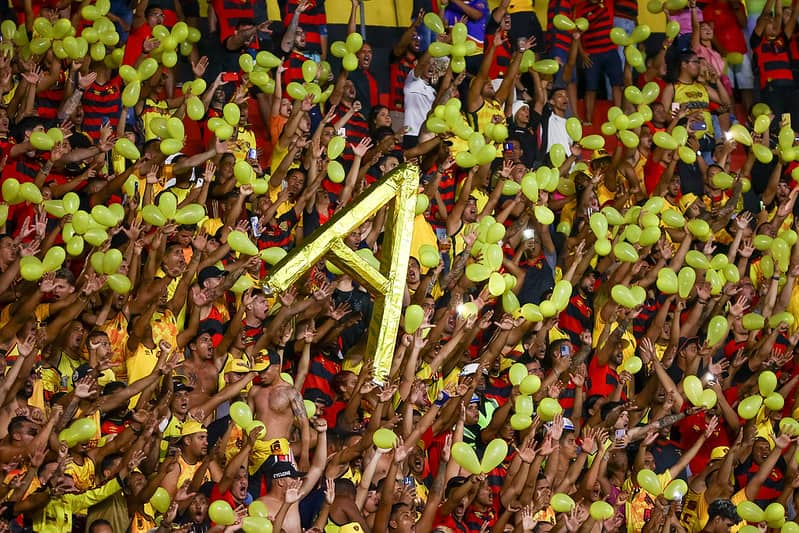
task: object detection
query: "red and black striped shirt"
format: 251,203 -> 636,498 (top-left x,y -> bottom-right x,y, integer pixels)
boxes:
281,50 -> 308,90
486,30 -> 514,79
389,53 -> 416,112
751,34 -> 794,89
614,0 -> 638,20
36,71 -> 67,120
211,0 -> 256,43
283,0 -> 327,57
547,0 -> 574,55
558,293 -> 594,344
81,77 -> 122,141
573,0 -> 616,55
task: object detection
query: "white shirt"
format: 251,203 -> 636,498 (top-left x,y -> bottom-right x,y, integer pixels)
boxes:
546,113 -> 572,157
404,71 -> 437,136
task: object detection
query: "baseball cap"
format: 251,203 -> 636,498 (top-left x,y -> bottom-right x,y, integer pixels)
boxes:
173,380 -> 194,393
252,348 -> 281,372
512,100 -> 529,119
180,419 -> 207,437
268,460 -> 304,480
592,149 -> 611,162
198,266 -> 228,288
710,446 -> 729,460
679,193 -> 699,212
224,359 -> 252,374
72,363 -> 94,384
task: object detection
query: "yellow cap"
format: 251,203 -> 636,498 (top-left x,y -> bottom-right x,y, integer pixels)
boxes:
710,446 -> 729,460
180,419 -> 207,438
226,359 -> 251,374
679,193 -> 699,212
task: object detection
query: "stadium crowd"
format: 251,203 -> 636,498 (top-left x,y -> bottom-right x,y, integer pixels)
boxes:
4,0 -> 799,531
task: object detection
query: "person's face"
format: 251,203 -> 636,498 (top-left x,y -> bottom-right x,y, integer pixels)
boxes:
464,198 -> 478,222
343,80 -> 357,101
12,421 -> 37,444
700,22 -> 714,40
550,90 -> 568,112
203,276 -> 223,293
380,156 -> 400,175
708,516 -> 736,533
614,410 -> 629,430
287,171 -> 305,196
476,482 -> 493,506
90,523 -> 113,533
0,108 -> 10,132
365,489 -> 380,512
232,468 -> 249,501
89,334 -> 111,358
146,8 -> 164,27
408,446 -> 425,474
191,333 -> 214,360
561,432 -> 578,459
259,364 -> 281,385
339,372 -> 358,399
515,105 -> 530,125
777,181 -> 791,202
172,389 -> 191,416
375,107 -> 392,128
752,438 -> 771,464
357,44 -> 373,70
651,102 -> 667,124
219,155 -> 235,179
67,322 -> 86,350
683,55 -> 700,78
764,15 -> 780,38
481,80 -> 496,100
580,273 -> 596,294
295,27 -> 307,49
0,236 -> 17,264
535,477 -> 551,504
175,229 -> 194,246
526,360 -> 544,377
186,432 -> 208,457
391,504 -> 416,533
407,258 -> 421,285
189,494 -> 209,524
52,277 -> 75,299
163,246 -> 187,277
465,402 -> 480,424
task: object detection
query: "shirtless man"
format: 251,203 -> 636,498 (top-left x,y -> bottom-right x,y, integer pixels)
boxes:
247,349 -> 311,470
258,418 -> 327,533
179,324 -> 224,409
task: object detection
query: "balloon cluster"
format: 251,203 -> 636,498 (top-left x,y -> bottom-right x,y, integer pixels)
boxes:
601,82 -> 659,148
508,363 -> 543,429
427,22 -> 475,74
737,370 -> 783,419
230,401 -> 267,437
553,15 -> 589,33
609,24 -> 651,71
141,191 -> 206,228
425,98 -> 504,166
282,59 -> 334,105
451,439 -> 508,474
45,192 -> 123,254
682,375 -> 718,410
58,417 -> 97,447
147,115 -> 186,156
211,499 -> 274,531
330,32 -> 365,72
94,253 -> 133,294
2,177 -> 43,206
637,469 -> 688,500
325,135 -> 346,183
205,102 -> 243,141
19,247 -> 66,282
737,501 -> 789,531
120,57 -> 160,107
148,22 -> 201,68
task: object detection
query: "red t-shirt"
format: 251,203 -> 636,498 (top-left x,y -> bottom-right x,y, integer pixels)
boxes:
702,0 -> 747,54
677,410 -> 731,474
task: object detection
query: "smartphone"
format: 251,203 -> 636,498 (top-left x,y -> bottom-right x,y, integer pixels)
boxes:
403,476 -> 415,487
615,429 -> 626,440
503,142 -> 514,151
560,344 -> 570,357
689,120 -> 707,132
221,72 -> 240,83
435,227 -> 448,241
250,215 -> 261,237
247,148 -> 257,160
671,103 -> 680,113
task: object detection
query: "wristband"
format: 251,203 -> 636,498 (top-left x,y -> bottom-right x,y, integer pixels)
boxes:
434,391 -> 450,407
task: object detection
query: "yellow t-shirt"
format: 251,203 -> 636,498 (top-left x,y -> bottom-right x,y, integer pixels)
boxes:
64,456 -> 96,492
624,470 -> 672,533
